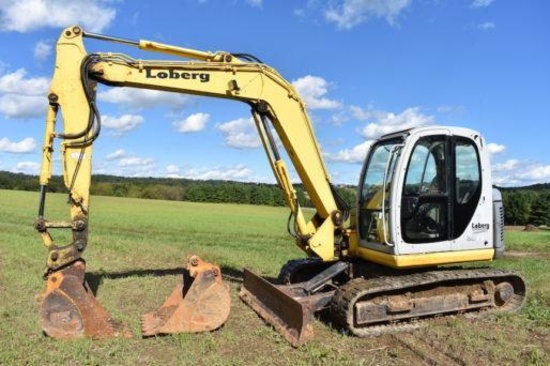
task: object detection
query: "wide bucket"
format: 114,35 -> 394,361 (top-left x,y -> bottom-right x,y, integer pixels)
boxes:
141,255 -> 231,336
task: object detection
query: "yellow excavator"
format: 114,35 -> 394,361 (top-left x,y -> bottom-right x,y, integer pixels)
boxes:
35,26 -> 525,346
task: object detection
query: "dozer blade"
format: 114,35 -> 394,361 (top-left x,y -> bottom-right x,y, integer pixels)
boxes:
239,269 -> 333,347
40,260 -> 127,339
141,255 -> 231,336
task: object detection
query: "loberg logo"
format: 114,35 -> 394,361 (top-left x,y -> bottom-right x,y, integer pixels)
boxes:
145,68 -> 210,83
472,222 -> 490,232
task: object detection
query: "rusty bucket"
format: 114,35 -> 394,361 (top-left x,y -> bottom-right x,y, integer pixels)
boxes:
141,255 -> 231,336
40,260 -> 127,339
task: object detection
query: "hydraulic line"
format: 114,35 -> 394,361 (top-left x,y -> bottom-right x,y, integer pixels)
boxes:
232,53 -> 264,64
58,55 -> 103,194
55,55 -> 98,141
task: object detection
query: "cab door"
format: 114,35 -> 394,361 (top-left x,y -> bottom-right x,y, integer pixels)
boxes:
400,135 -> 450,244
398,134 -> 483,254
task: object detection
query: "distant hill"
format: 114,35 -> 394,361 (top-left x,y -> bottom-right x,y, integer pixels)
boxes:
497,183 -> 550,191
0,170 -> 355,209
1,170 -> 547,225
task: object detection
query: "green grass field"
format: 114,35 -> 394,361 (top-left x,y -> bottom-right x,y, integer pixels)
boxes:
0,189 -> 548,365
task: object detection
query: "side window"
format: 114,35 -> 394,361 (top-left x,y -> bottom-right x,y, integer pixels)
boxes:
455,142 -> 480,204
453,138 -> 482,237
361,146 -> 389,207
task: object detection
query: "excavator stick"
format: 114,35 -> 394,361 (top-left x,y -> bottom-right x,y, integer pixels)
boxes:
141,255 -> 231,336
239,262 -> 348,347
40,260 -> 127,339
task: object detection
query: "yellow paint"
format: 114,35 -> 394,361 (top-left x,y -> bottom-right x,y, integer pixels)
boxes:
39,26 -> 341,263
353,247 -> 494,268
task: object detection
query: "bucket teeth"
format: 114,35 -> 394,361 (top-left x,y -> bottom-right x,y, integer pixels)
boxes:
40,261 -> 129,339
141,255 -> 231,336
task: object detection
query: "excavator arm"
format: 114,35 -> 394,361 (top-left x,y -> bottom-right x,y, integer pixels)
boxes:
38,26 -> 347,269
36,26 -> 348,341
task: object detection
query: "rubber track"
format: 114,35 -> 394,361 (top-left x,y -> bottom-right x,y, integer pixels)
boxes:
330,267 -> 526,337
277,257 -> 324,284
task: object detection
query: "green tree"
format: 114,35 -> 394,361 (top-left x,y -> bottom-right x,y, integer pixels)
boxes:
529,192 -> 550,226
503,191 -> 532,225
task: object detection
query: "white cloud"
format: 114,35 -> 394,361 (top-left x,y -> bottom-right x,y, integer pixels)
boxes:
486,142 -> 505,155
217,117 -> 261,149
102,149 -> 156,176
518,165 -> 550,181
354,106 -> 434,139
106,149 -> 126,161
174,113 -> 210,133
325,0 -> 412,29
471,0 -> 495,8
0,0 -> 116,33
0,94 -> 45,118
97,88 -> 192,111
102,114 -> 144,135
437,105 -> 466,115
325,140 -> 373,164
492,160 -> 550,186
0,137 -> 36,153
350,105 -> 375,120
292,75 -> 341,110
34,40 -> 52,61
106,150 -> 157,177
478,22 -> 495,30
0,68 -> 49,95
246,0 -> 262,7
166,164 -> 180,174
118,157 -> 155,167
0,69 -> 49,118
177,164 -> 257,182
331,110 -> 350,125
493,159 -> 519,172
14,161 -> 39,174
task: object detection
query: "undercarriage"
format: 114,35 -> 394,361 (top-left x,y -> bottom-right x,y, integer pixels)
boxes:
240,258 -> 526,346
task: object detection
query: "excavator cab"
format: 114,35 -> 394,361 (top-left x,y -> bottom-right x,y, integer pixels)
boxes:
241,126 -> 524,345
355,126 -> 495,267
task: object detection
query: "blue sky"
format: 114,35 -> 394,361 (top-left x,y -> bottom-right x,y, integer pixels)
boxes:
0,0 -> 548,186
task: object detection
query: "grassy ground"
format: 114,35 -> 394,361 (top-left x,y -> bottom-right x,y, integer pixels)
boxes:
0,189 -> 548,365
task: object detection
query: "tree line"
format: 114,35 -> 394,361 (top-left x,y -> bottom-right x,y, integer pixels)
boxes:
1,171 -> 547,226
0,171 -> 356,209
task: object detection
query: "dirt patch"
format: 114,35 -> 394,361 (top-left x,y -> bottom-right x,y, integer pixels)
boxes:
506,225 -> 549,232
505,226 -> 525,231
393,331 -> 466,365
524,224 -> 540,232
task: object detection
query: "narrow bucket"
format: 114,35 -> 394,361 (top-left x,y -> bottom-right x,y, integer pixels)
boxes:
40,260 -> 127,339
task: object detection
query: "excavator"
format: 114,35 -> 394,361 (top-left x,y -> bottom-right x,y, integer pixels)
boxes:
35,26 -> 526,346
